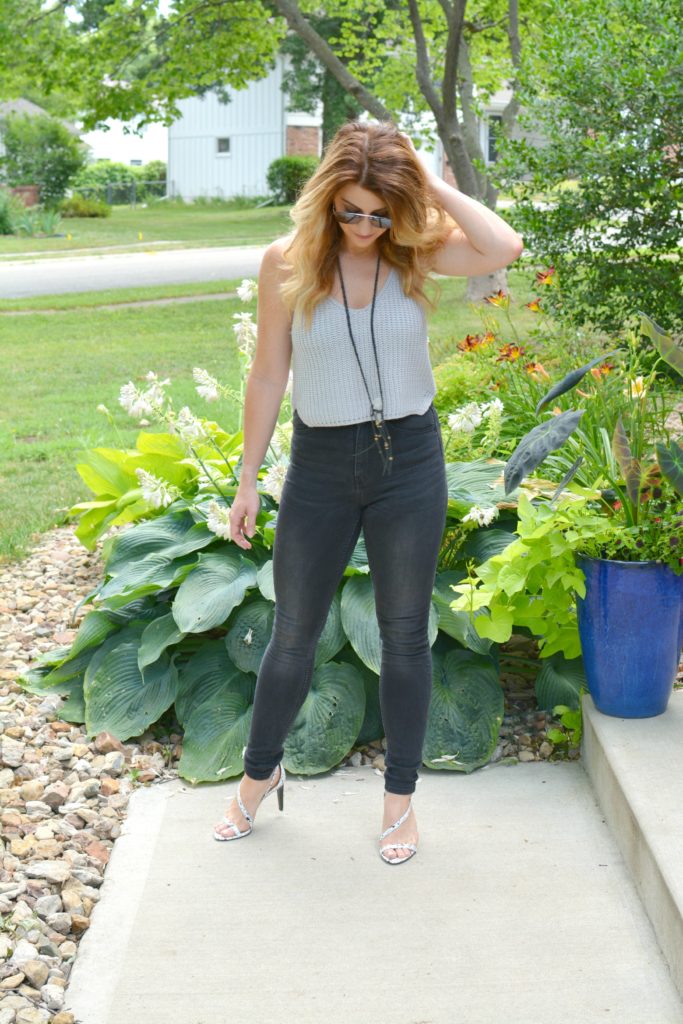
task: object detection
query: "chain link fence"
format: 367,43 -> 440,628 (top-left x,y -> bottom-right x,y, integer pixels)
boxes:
69,179 -> 166,206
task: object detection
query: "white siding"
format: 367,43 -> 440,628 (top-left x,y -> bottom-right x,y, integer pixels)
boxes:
168,57 -> 285,199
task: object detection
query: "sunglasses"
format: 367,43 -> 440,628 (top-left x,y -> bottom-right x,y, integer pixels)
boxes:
332,207 -> 392,230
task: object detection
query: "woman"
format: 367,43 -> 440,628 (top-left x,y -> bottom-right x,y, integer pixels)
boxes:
213,118 -> 523,864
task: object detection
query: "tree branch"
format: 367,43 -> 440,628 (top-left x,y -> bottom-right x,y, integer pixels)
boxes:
269,0 -> 391,120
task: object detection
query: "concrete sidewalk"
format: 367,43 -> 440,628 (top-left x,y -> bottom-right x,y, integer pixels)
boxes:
64,737 -> 683,1024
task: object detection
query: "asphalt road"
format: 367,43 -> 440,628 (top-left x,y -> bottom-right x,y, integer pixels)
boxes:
0,244 -> 267,299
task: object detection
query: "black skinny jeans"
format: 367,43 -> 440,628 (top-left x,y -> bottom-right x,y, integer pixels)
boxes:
243,400 -> 448,795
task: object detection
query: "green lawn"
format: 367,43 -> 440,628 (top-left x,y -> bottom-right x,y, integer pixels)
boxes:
0,269 -> 538,565
0,202 -> 294,257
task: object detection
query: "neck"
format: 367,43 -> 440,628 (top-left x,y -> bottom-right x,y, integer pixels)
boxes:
338,240 -> 381,261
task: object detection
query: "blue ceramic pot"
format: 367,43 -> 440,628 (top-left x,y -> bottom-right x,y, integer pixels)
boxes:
575,554 -> 683,718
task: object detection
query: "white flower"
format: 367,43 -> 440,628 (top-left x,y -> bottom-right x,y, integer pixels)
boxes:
135,468 -> 179,509
206,498 -> 232,540
236,278 -> 257,302
233,312 -> 257,360
173,406 -> 206,442
448,402 -> 483,434
260,462 -> 288,503
119,381 -> 155,419
96,403 -> 109,415
462,504 -> 499,527
482,397 -> 504,416
193,367 -> 220,402
623,375 -> 646,399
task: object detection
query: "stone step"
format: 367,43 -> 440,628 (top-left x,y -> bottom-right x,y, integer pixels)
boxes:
582,688 -> 683,1001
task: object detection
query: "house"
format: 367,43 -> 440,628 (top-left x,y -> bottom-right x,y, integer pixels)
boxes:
166,53 -> 321,200
167,56 -> 529,201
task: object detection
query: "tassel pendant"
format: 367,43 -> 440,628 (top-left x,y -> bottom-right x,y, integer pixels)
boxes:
371,412 -> 393,476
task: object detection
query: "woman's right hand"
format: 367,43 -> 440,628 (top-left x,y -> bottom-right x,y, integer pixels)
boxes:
229,484 -> 260,549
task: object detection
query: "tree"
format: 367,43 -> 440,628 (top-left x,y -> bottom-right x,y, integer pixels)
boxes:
0,112 -> 88,207
2,0 -> 538,299
490,0 -> 683,334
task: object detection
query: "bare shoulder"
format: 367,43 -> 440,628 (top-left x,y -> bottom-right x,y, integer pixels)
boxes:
262,232 -> 297,281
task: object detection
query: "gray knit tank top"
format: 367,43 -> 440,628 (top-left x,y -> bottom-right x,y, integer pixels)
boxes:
290,266 -> 436,427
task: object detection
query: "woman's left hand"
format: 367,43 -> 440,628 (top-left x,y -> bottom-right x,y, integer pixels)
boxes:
399,131 -> 419,157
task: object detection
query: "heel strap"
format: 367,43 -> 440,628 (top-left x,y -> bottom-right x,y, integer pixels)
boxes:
236,782 -> 253,826
379,798 -> 412,840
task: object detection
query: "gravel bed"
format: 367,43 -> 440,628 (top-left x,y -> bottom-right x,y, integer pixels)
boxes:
0,522 -> 680,1023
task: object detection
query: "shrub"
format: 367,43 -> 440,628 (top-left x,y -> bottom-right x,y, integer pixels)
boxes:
0,187 -> 26,234
59,194 -> 112,218
266,155 -> 319,204
0,112 -> 87,208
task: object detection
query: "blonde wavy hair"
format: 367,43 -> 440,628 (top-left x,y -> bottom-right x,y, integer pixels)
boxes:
277,119 -> 459,330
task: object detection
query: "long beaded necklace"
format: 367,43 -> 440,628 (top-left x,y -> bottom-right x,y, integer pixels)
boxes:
336,250 -> 394,475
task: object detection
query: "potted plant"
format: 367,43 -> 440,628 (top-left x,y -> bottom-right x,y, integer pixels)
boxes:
452,312 -> 683,718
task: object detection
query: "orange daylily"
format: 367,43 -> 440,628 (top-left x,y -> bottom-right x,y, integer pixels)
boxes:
525,298 -> 543,312
535,266 -> 556,286
484,289 -> 510,308
524,361 -> 551,380
589,361 -> 615,379
457,333 -> 481,351
457,331 -> 495,352
496,343 -> 526,362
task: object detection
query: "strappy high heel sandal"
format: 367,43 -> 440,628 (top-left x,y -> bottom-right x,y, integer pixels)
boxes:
379,794 -> 418,865
213,762 -> 286,842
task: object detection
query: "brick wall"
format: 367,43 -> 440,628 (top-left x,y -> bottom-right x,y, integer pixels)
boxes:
286,125 -> 320,157
9,185 -> 40,207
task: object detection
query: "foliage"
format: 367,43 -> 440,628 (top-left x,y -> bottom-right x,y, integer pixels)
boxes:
16,272 -> 583,781
450,490 -> 613,658
450,309 -> 683,671
59,194 -> 111,218
0,112 -> 88,207
491,0 -> 683,333
266,155 -> 319,205
501,311 -> 683,559
278,13 -> 364,145
5,203 -> 63,237
1,0 -> 541,217
0,186 -> 27,234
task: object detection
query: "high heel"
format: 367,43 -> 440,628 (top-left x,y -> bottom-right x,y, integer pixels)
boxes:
379,794 -> 418,864
213,761 -> 286,842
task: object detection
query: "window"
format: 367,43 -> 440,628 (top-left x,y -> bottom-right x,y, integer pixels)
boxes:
487,115 -> 502,163
217,137 -> 230,155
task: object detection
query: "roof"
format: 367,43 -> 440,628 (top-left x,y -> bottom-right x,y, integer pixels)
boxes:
0,97 -> 81,135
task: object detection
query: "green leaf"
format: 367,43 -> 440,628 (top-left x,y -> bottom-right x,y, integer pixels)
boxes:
504,410 -> 585,495
423,648 -> 504,773
138,612 -> 186,669
256,559 -> 275,601
177,666 -> 254,784
656,439 -> 683,496
84,644 -> 178,741
639,311 -> 683,377
535,350 -> 620,415
104,508 -> 214,576
611,415 -> 642,508
432,571 -> 492,654
67,609 -> 119,659
172,549 -> 257,633
446,458 -> 510,515
99,551 -> 199,605
224,599 -> 274,674
535,652 -> 587,711
283,661 -> 366,774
